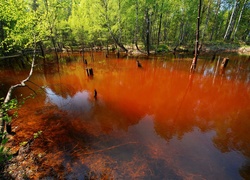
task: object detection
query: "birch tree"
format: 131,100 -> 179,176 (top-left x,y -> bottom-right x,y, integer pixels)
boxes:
232,0 -> 248,40
224,0 -> 238,40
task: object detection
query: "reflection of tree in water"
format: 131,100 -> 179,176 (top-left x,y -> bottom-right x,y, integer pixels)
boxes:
153,73 -> 213,142
151,68 -> 250,179
49,57 -> 250,176
11,55 -> 250,178
240,161 -> 250,180
212,111 -> 250,178
213,115 -> 250,156
64,116 -> 197,179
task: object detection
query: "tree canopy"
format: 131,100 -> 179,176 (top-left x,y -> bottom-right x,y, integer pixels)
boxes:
0,0 -> 249,56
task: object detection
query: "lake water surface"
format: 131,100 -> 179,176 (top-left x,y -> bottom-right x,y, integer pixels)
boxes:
1,52 -> 250,179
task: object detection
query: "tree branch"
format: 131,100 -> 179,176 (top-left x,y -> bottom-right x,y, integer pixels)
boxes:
1,36 -> 37,136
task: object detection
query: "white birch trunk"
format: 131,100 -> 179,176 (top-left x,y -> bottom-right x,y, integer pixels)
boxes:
232,0 -> 247,40
224,0 -> 237,40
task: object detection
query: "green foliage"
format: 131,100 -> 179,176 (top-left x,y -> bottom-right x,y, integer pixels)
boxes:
0,133 -> 12,163
19,141 -> 28,147
34,130 -> 42,139
156,44 -> 169,53
0,0 -> 38,55
19,93 -> 35,106
0,94 -> 36,163
19,130 -> 42,146
1,98 -> 18,123
0,0 -> 249,55
0,98 -> 19,162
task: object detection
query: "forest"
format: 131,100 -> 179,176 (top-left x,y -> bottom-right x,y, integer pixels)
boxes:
0,0 -> 249,57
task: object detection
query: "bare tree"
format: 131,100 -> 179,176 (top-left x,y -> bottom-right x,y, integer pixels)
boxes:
190,0 -> 202,72
145,8 -> 150,56
224,0 -> 238,41
157,2 -> 164,47
232,0 -> 247,40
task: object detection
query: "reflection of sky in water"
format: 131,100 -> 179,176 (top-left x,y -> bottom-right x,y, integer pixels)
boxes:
45,88 -> 92,115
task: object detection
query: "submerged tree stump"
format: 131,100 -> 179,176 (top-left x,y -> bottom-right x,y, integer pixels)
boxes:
136,60 -> 142,68
94,89 -> 97,99
86,68 -> 94,76
220,58 -> 229,70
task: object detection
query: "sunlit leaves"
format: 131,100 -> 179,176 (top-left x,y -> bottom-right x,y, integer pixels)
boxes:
0,0 -> 40,53
0,0 -> 249,55
34,130 -> 42,139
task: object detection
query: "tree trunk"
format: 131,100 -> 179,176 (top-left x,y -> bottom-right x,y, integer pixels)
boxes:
0,20 -> 7,56
224,0 -> 238,41
118,0 -> 122,43
134,0 -> 142,52
157,2 -> 164,47
134,0 -> 138,49
232,0 -> 247,40
102,0 -> 128,53
178,14 -> 185,45
179,22 -> 186,45
51,34 -> 59,63
163,21 -> 168,44
210,0 -> 221,41
157,2 -> 164,46
190,0 -> 202,72
145,8 -> 150,56
38,41 -> 45,62
109,32 -> 128,53
201,0 -> 211,41
81,43 -> 85,61
0,20 -> 4,55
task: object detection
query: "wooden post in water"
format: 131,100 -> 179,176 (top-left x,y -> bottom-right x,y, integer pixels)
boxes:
220,58 -> 229,69
136,60 -> 142,68
86,68 -> 89,76
89,68 -> 93,76
94,89 -> 97,99
86,68 -> 94,76
219,57 -> 229,75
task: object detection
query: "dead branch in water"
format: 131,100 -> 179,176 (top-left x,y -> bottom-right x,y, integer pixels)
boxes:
0,36 -> 37,140
81,141 -> 138,155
